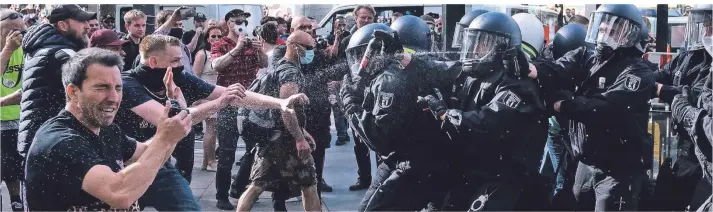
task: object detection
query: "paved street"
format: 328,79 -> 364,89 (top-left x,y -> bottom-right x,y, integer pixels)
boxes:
1,122 -> 377,211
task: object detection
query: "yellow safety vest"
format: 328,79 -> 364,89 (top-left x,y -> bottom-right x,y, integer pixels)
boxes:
1,48 -> 23,121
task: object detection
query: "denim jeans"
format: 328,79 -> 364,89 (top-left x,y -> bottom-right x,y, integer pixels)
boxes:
139,163 -> 201,211
540,117 -> 566,199
332,105 -> 348,140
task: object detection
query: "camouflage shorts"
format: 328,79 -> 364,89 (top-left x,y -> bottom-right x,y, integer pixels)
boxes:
250,139 -> 317,191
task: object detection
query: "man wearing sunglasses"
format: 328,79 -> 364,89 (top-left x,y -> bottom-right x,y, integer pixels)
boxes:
233,15 -> 346,209
210,8 -> 267,210
236,30 -> 321,212
0,8 -> 27,212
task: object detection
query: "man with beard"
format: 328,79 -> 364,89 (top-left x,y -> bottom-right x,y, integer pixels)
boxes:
24,48 -> 193,211
19,3 -> 94,163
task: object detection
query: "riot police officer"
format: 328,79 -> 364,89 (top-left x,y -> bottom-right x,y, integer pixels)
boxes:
528,4 -> 655,211
550,24 -> 591,60
419,11 -> 550,211
651,4 -> 712,210
446,9 -> 489,60
341,20 -> 461,211
513,13 -> 546,61
534,23 -> 592,208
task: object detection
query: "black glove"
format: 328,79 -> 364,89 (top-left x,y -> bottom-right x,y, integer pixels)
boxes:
657,83 -> 682,104
671,90 -> 698,127
417,88 -> 447,118
503,50 -> 530,77
374,30 -> 403,55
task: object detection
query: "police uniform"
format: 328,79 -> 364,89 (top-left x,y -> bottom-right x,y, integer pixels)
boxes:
534,45 -> 655,211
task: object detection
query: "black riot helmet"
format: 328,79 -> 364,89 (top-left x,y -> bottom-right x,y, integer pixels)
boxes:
585,4 -> 645,55
390,15 -> 431,52
452,9 -> 489,48
346,23 -> 395,80
460,12 -> 521,71
552,24 -> 590,59
686,4 -> 712,51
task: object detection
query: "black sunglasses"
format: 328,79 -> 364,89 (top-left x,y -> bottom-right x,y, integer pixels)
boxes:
1,13 -> 22,21
210,34 -> 223,39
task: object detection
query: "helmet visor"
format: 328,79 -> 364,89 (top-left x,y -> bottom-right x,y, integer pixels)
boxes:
585,12 -> 641,50
346,45 -> 368,66
686,10 -> 712,50
451,23 -> 466,48
459,29 -> 510,63
346,45 -> 368,79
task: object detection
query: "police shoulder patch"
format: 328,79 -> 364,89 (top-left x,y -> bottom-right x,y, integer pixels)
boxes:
497,90 -> 522,108
624,74 -> 641,91
378,92 -> 394,108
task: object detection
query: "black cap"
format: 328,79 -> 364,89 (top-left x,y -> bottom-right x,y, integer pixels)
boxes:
194,12 -> 207,21
229,9 -> 251,18
48,4 -> 97,24
102,15 -> 115,23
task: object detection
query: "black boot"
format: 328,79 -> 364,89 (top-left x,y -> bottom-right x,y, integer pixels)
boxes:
349,180 -> 371,191
216,199 -> 235,210
335,136 -> 350,146
319,179 -> 334,192
273,199 -> 288,211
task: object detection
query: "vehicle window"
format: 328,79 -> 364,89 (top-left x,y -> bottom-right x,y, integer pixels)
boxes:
317,9 -> 351,37
669,24 -> 687,48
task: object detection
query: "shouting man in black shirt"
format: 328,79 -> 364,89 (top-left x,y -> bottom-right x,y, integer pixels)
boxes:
24,48 -> 193,211
114,34 -> 309,210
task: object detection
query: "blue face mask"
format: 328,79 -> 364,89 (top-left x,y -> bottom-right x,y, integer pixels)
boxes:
301,49 -> 315,64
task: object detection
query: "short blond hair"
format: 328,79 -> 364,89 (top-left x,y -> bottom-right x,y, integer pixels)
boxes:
123,9 -> 146,25
139,34 -> 181,61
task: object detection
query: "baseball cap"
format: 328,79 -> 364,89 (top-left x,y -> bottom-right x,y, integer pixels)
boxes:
229,9 -> 251,18
89,29 -> 126,47
194,12 -> 207,21
48,4 -> 97,24
102,15 -> 115,23
420,15 -> 435,25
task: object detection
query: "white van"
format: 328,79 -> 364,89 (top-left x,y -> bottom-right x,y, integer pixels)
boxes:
316,4 -> 442,37
114,4 -> 263,38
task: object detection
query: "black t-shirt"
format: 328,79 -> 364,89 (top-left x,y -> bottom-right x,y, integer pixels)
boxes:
115,67 -> 216,142
182,30 -> 201,61
25,110 -> 139,211
181,30 -> 197,46
121,35 -> 141,72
